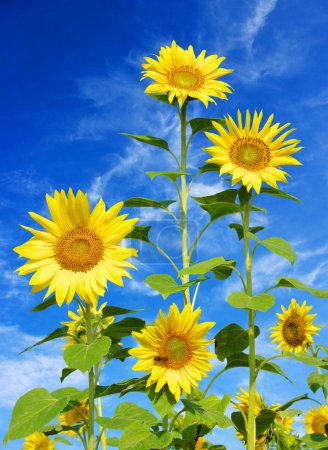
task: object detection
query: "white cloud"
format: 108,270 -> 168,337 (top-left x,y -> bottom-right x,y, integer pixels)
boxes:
242,0 -> 278,51
125,278 -> 159,297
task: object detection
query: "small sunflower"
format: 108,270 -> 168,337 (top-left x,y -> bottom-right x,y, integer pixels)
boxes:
142,40 -> 233,108
272,404 -> 294,433
204,110 -> 302,193
234,388 -> 268,449
23,432 -> 55,450
62,302 -> 114,349
129,303 -> 215,401
304,405 -> 328,435
14,189 -> 138,306
270,298 -> 319,353
58,401 -> 89,438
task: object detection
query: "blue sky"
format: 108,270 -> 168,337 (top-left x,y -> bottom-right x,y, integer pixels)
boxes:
1,0 -> 328,448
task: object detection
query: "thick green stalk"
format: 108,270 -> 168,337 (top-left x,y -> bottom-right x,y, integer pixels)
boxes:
243,203 -> 256,450
85,303 -> 96,450
180,103 -> 190,304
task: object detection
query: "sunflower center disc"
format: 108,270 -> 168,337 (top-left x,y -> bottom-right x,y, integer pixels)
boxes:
55,228 -> 104,272
230,137 -> 271,171
164,335 -> 190,369
312,415 -> 328,434
282,315 -> 306,346
169,65 -> 204,90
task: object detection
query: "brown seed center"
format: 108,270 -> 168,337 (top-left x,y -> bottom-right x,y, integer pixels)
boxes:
229,137 -> 271,171
155,335 -> 191,369
282,315 -> 306,347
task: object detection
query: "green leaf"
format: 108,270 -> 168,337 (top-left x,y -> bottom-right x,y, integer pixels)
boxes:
182,395 -> 232,428
107,437 -> 120,447
63,336 -> 111,373
126,225 -> 152,244
192,189 -> 237,204
229,223 -> 264,240
197,163 -> 221,174
200,202 -> 241,221
231,412 -> 246,439
102,305 -> 143,318
318,345 -> 328,354
211,260 -> 236,280
260,187 -> 301,203
147,384 -> 177,417
256,409 -> 276,436
21,326 -> 68,353
227,291 -> 275,312
275,394 -> 312,411
238,186 -> 252,206
251,205 -> 267,214
121,133 -> 170,151
95,376 -> 149,398
189,117 -> 225,135
96,403 -> 158,430
285,351 -> 328,367
124,197 -> 175,209
60,368 -> 76,383
145,274 -> 187,299
273,276 -> 328,298
4,388 -> 69,443
247,233 -> 296,265
146,171 -> 189,182
301,434 -> 328,449
179,257 -> 235,277
214,323 -> 260,361
307,372 -> 328,393
119,425 -> 172,450
106,344 -> 132,362
30,296 -> 57,312
53,436 -> 73,445
224,352 -> 290,380
103,317 -> 145,342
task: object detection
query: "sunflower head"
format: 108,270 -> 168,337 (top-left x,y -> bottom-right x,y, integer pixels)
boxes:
304,405 -> 328,435
270,298 -> 319,353
142,40 -> 233,108
204,110 -> 302,193
14,189 -> 138,307
129,303 -> 216,401
62,302 -> 114,349
23,432 -> 55,450
58,401 -> 89,438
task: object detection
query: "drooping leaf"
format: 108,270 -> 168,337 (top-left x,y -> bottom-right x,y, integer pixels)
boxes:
96,376 -> 149,398
214,323 -> 260,361
30,296 -> 57,312
125,225 -> 152,244
189,117 -> 225,135
103,318 -> 145,342
145,274 -> 186,299
285,351 -> 328,367
121,133 -> 170,151
192,189 -> 237,204
60,368 -> 76,383
21,326 -> 68,354
256,409 -> 276,437
251,206 -> 267,214
102,305 -> 143,318
197,163 -> 221,174
96,403 -> 158,430
275,394 -> 312,411
63,336 -> 111,373
4,388 -> 69,443
273,276 -> 328,298
247,233 -> 296,265
124,197 -> 175,209
301,434 -> 328,449
224,352 -> 290,380
229,223 -> 264,240
179,257 -> 235,277
211,260 -> 236,280
307,372 -> 328,393
146,171 -> 189,182
260,187 -> 301,203
227,291 -> 275,312
200,202 -> 241,221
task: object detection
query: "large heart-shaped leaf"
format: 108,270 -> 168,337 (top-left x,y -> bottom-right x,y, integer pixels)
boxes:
64,336 -> 111,373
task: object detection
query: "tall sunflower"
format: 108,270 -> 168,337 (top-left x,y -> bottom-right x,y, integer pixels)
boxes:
142,40 -> 233,108
58,401 -> 89,438
270,298 -> 319,353
23,432 -> 55,450
129,303 -> 215,401
14,189 -> 138,306
62,302 -> 114,349
304,406 -> 328,435
204,110 -> 302,193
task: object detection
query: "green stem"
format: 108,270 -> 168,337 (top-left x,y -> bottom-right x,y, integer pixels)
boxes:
310,342 -> 328,403
169,408 -> 185,432
180,103 -> 190,304
150,242 -> 180,273
95,365 -> 107,450
255,355 -> 284,379
85,303 -> 96,450
242,203 -> 256,450
203,368 -> 226,397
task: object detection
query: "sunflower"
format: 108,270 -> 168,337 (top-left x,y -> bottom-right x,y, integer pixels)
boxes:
62,302 -> 114,349
14,189 -> 138,307
234,388 -> 268,449
23,432 -> 55,450
272,404 -> 294,433
129,303 -> 215,401
204,110 -> 302,193
141,40 -> 233,108
304,406 -> 328,435
270,298 -> 319,353
58,401 -> 89,438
